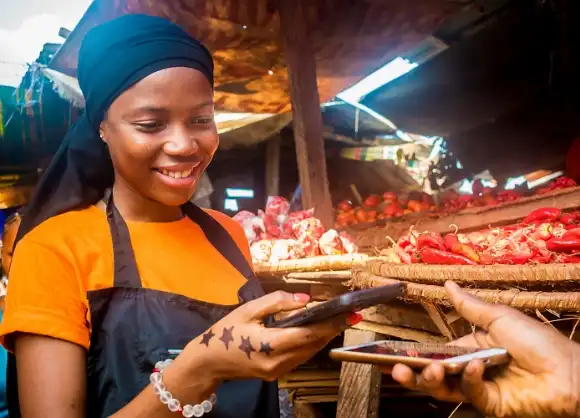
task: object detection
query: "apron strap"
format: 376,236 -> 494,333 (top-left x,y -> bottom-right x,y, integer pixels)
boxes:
181,202 -> 255,280
104,190 -> 142,288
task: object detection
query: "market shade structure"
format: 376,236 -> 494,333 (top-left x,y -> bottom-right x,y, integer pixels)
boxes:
361,0 -> 580,180
48,0 -> 461,114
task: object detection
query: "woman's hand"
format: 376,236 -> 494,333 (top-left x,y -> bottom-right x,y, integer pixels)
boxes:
383,281 -> 580,418
181,291 -> 359,383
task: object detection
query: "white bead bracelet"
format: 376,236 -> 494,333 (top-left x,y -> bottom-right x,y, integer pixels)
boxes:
150,359 -> 217,417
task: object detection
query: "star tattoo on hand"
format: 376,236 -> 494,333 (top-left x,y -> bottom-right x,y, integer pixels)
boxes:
259,342 -> 273,356
239,336 -> 256,359
219,326 -> 235,350
200,329 -> 215,347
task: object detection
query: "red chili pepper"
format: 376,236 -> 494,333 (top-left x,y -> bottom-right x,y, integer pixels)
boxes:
559,213 -> 577,225
397,235 -> 412,250
562,228 -> 580,240
522,207 -> 561,225
410,252 -> 422,264
479,254 -> 496,265
420,248 -> 477,265
443,234 -> 480,263
416,233 -> 445,251
560,255 -> 580,263
496,251 -> 533,265
532,254 -> 553,264
546,237 -> 580,253
443,234 -> 459,251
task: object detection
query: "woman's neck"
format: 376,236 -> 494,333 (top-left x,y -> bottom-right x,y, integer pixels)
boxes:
110,182 -> 184,223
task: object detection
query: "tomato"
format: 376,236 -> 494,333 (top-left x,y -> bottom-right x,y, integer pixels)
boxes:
355,208 -> 368,223
337,200 -> 353,212
383,203 -> 401,217
382,192 -> 398,203
366,210 -> 378,221
407,200 -> 423,213
364,195 -> 381,208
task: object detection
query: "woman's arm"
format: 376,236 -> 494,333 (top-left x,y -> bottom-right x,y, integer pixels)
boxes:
15,334 -> 219,418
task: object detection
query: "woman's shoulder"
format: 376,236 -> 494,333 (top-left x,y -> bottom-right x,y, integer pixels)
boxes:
202,209 -> 250,254
18,206 -> 107,250
203,209 -> 239,230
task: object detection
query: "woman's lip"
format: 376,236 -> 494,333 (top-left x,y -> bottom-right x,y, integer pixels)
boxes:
155,161 -> 202,171
153,167 -> 199,189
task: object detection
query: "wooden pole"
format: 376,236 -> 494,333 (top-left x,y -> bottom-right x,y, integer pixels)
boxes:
278,0 -> 334,227
265,135 -> 281,198
336,329 -> 383,418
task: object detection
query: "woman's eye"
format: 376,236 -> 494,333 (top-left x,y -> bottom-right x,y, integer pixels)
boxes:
192,117 -> 215,125
134,121 -> 165,132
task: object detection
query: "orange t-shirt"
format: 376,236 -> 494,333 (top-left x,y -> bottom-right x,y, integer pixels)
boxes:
0,206 -> 251,350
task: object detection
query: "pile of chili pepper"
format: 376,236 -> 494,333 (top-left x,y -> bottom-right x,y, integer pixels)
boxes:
389,207 -> 580,265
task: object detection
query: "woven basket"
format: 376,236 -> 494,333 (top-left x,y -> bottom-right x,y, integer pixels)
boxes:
254,254 -> 371,277
364,259 -> 580,287
351,271 -> 580,312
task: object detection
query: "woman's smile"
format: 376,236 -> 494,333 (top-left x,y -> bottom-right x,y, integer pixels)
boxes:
153,161 -> 203,189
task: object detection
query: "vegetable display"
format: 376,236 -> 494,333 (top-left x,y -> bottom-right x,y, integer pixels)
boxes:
336,176 -> 577,228
234,197 -> 358,264
385,207 -> 580,265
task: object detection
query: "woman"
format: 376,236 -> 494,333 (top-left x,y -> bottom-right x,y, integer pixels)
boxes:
0,15 -> 357,418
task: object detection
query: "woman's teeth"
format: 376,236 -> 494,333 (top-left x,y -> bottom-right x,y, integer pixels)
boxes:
159,168 -> 194,179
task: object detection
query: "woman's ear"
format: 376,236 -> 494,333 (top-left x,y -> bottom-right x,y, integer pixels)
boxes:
99,123 -> 107,144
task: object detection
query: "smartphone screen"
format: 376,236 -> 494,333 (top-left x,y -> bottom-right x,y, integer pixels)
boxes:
348,344 -> 461,360
330,341 -> 509,373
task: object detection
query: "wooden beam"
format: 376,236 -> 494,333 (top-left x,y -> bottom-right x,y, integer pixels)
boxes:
265,135 -> 281,198
422,302 -> 458,341
278,0 -> 333,227
336,329 -> 383,418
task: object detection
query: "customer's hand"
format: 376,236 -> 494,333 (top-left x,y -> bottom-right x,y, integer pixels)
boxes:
183,291 -> 359,383
384,281 -> 580,418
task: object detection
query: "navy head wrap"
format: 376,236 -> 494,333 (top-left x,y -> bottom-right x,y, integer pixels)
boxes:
15,14 -> 214,245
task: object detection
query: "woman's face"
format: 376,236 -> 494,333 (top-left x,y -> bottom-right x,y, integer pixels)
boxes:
100,67 -> 218,207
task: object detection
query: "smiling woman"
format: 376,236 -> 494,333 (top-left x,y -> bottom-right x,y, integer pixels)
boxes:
0,14 -> 349,418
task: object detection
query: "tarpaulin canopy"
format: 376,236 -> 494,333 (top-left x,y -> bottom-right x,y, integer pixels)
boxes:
361,0 -> 580,179
48,0 -> 462,114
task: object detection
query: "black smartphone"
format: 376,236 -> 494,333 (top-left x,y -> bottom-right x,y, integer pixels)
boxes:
265,283 -> 405,328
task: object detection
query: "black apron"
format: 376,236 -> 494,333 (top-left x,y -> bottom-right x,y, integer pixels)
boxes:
7,193 -> 279,418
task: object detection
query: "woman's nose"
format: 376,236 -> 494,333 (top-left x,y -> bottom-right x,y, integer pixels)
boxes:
164,132 -> 200,156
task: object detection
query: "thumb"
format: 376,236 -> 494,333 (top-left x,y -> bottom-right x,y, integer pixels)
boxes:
444,281 -> 518,332
240,291 -> 311,320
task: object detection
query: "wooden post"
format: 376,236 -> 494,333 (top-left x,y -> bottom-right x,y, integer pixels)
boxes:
336,329 -> 382,418
278,0 -> 334,227
265,135 -> 281,198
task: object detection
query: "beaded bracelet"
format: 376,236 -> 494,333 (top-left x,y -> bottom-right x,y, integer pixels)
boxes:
150,359 -> 217,417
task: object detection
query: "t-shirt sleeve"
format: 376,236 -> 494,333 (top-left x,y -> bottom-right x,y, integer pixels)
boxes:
0,238 -> 90,351
205,210 -> 253,267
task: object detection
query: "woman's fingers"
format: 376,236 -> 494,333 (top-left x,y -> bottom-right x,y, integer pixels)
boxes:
266,313 -> 356,353
240,291 -> 311,320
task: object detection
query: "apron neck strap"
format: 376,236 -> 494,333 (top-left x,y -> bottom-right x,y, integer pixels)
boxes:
105,189 -> 142,288
181,202 -> 255,280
